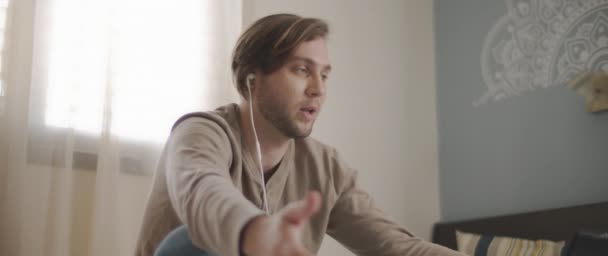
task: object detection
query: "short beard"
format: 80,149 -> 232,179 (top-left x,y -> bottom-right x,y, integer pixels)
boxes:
257,93 -> 312,139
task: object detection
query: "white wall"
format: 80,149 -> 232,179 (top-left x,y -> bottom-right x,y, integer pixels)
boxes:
243,1 -> 441,255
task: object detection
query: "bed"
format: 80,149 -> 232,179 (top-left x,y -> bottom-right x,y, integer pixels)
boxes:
432,202 -> 608,254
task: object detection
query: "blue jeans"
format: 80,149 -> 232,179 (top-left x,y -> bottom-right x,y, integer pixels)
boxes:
154,225 -> 218,256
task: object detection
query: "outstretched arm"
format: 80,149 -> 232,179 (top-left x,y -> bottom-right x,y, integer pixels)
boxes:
327,169 -> 464,256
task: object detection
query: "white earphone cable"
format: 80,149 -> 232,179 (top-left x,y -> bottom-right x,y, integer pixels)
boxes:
247,75 -> 270,214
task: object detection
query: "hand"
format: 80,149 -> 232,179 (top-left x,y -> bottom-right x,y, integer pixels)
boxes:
241,191 -> 322,256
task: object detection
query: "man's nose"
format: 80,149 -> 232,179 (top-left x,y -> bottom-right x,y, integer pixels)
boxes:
306,74 -> 325,98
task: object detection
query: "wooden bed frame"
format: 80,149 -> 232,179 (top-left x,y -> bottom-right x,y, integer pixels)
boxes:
432,202 -> 608,250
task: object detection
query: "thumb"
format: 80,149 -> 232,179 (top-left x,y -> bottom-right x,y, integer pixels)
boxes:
282,191 -> 321,224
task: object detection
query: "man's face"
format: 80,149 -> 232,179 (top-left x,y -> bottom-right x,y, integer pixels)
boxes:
254,37 -> 331,138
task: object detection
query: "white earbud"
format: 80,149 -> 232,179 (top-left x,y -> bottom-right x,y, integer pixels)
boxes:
245,73 -> 269,214
246,73 -> 256,87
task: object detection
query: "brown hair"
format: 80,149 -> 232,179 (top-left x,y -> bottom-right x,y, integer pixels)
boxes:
231,14 -> 329,99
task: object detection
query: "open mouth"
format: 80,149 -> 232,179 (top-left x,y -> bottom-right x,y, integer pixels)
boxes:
300,106 -> 317,115
299,106 -> 318,121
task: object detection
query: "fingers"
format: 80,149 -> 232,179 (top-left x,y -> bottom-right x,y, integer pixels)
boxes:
282,191 -> 322,224
272,191 -> 320,256
304,190 -> 321,216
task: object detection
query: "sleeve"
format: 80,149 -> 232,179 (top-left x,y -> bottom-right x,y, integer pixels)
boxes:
327,167 -> 464,256
165,117 -> 265,256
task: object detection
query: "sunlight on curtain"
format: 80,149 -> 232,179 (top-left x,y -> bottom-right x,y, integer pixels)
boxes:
0,0 -> 10,116
0,0 -> 242,255
45,0 -> 216,143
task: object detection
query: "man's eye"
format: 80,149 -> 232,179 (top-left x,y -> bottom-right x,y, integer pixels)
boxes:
321,74 -> 329,81
295,66 -> 309,75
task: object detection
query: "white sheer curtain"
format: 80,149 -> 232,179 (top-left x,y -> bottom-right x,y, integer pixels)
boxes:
0,0 -> 241,255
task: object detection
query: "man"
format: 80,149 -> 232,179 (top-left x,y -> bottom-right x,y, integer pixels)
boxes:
134,14 -> 463,256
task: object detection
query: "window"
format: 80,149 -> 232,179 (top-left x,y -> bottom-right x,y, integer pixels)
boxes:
43,0 -> 209,143
22,0 -> 234,175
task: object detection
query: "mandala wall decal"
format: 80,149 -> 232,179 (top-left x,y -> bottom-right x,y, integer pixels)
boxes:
475,0 -> 608,107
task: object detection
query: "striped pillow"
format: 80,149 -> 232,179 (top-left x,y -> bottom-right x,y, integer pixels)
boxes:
455,230 -> 567,256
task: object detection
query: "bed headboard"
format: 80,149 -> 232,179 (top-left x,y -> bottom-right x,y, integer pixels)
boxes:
432,202 -> 608,250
